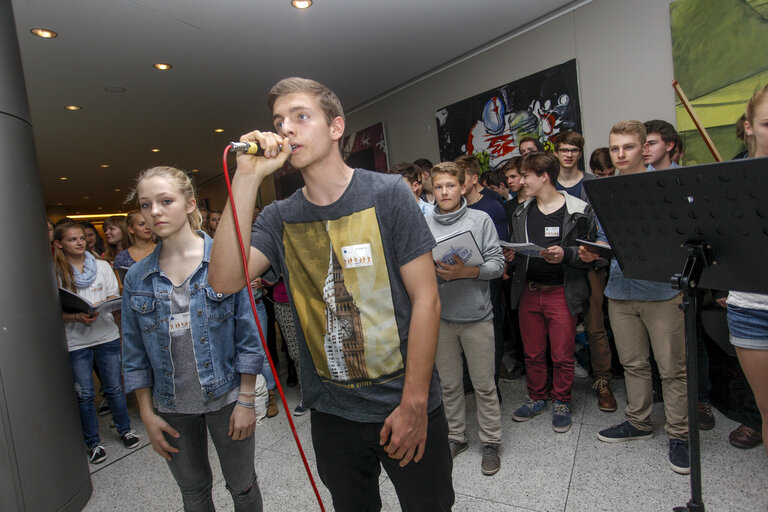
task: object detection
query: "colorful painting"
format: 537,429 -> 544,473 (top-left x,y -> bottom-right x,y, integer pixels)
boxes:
436,59 -> 582,171
341,122 -> 389,173
670,0 -> 768,164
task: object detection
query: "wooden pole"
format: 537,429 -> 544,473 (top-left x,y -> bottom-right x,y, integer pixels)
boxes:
672,79 -> 722,162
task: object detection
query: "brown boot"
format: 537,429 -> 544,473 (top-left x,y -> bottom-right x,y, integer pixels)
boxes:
593,379 -> 617,412
697,402 -> 715,430
729,424 -> 762,449
267,390 -> 279,418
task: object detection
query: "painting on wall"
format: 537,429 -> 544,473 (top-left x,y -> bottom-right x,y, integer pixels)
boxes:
670,0 -> 768,164
435,59 -> 582,171
272,121 -> 389,200
341,122 -> 389,173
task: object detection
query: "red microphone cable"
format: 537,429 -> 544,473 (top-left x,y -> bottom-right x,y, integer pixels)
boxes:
221,145 -> 326,512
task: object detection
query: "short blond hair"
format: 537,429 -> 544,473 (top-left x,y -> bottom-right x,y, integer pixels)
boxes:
610,120 -> 647,144
430,161 -> 466,185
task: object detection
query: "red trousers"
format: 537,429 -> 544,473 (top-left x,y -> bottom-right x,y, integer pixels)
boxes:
519,285 -> 577,402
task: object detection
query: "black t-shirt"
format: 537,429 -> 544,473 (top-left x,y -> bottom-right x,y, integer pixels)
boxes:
525,202 -> 565,285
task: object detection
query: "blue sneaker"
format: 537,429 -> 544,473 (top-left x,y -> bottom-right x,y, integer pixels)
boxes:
293,402 -> 308,416
669,439 -> 690,474
597,421 -> 653,443
512,398 -> 547,422
552,400 -> 572,433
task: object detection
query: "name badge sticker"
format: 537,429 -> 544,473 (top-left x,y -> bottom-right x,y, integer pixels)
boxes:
169,312 -> 191,333
341,243 -> 373,268
545,226 -> 560,238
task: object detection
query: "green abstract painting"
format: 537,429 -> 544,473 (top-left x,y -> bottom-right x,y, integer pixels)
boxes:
670,0 -> 768,164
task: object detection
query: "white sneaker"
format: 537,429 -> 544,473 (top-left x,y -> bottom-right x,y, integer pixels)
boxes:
574,359 -> 590,378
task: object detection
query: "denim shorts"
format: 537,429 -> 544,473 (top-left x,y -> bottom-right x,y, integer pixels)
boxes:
728,305 -> 768,350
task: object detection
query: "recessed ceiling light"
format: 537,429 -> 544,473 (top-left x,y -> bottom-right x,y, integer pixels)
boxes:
191,169 -> 199,173
105,86 -> 126,93
83,196 -> 90,199
97,206 -> 103,210
59,177 -> 68,181
31,28 -> 57,38
151,148 -> 160,152
100,164 -> 110,168
291,0 -> 312,8
57,202 -> 63,206
114,188 -> 121,192
153,63 -> 172,70
213,128 -> 224,133
65,105 -> 81,111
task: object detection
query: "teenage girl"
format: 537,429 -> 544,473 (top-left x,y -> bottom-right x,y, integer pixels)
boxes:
81,221 -> 106,259
114,210 -> 157,269
725,84 -> 768,457
103,215 -> 129,265
121,166 -> 265,510
53,222 -> 139,464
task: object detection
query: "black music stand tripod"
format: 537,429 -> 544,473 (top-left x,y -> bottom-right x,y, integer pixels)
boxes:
584,158 -> 768,512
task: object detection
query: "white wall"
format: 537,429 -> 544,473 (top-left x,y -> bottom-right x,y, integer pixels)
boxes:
345,0 -> 677,167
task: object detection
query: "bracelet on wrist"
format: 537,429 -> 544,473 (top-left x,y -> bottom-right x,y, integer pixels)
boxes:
238,391 -> 256,396
236,399 -> 256,409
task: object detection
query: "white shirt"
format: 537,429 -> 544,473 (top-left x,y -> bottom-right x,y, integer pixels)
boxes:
727,292 -> 768,311
64,259 -> 121,351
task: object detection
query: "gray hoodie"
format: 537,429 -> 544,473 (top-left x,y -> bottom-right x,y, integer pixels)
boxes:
426,198 -> 504,323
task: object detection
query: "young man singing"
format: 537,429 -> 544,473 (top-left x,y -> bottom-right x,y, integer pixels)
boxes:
209,77 -> 454,511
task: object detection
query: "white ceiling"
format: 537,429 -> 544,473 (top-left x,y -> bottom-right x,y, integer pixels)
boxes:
11,0 -> 578,214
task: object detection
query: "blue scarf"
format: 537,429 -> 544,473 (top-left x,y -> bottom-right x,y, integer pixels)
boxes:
72,251 -> 98,289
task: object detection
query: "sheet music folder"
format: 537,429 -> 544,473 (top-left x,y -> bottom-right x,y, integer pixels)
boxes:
583,157 -> 768,294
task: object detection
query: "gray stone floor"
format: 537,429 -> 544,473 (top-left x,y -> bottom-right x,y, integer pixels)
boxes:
83,374 -> 768,511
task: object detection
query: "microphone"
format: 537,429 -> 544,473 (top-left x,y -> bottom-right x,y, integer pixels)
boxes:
229,141 -> 294,155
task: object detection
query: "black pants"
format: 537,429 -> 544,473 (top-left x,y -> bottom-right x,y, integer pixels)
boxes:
311,405 -> 455,512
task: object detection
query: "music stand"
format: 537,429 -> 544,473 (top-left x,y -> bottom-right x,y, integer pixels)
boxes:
584,157 -> 768,512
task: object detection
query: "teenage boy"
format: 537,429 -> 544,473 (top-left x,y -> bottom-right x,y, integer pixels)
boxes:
209,77 -> 454,511
426,162 -> 504,475
554,131 -> 616,410
414,158 -> 436,205
454,154 -> 508,242
391,161 -> 435,215
580,120 -> 689,475
454,154 -> 509,395
484,168 -> 509,201
643,119 -> 679,171
504,152 -> 595,433
519,136 -> 544,155
499,156 -> 527,383
554,131 -> 594,202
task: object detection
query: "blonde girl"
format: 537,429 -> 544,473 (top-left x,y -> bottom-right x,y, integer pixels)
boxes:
121,166 -> 265,510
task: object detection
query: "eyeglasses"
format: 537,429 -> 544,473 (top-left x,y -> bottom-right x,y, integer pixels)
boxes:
557,148 -> 580,155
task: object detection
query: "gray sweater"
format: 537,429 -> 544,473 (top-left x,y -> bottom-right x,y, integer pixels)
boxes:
426,198 -> 504,323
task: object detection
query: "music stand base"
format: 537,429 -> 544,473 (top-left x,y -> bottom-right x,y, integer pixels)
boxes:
673,501 -> 705,512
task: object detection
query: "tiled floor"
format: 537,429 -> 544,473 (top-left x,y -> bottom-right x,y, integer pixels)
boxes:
83,373 -> 768,511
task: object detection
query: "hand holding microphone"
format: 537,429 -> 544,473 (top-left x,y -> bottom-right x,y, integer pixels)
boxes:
231,130 -> 292,178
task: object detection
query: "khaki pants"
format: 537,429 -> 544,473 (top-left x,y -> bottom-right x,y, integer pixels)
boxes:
608,295 -> 688,440
436,318 -> 501,445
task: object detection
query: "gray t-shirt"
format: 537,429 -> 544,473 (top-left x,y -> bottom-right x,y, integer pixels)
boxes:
251,169 -> 441,422
156,277 -> 238,414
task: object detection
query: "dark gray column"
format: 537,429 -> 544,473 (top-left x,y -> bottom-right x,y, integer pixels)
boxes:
0,0 -> 92,510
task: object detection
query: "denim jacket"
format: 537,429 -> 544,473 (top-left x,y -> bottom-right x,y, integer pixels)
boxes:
121,232 -> 264,409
